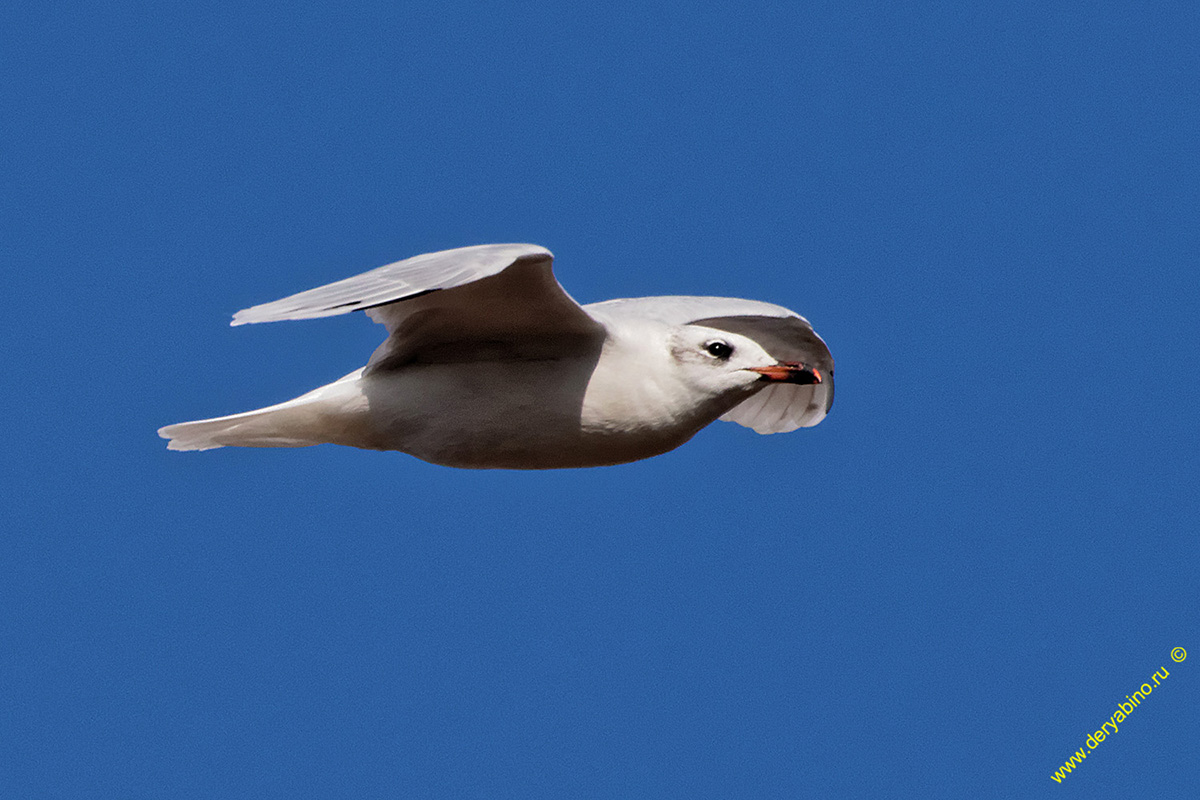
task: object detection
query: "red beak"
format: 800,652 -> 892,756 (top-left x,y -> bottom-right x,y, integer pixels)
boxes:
748,363 -> 823,385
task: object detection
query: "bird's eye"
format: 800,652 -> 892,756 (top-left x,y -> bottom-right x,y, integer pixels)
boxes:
704,340 -> 734,359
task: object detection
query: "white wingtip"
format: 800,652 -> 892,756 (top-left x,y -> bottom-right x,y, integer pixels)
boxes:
719,382 -> 832,434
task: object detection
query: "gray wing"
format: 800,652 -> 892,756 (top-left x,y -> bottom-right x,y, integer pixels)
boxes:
587,296 -> 835,434
231,244 -> 605,369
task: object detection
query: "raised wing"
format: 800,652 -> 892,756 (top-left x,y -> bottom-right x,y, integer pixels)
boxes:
235,244 -> 561,325
587,296 -> 835,434
231,244 -> 605,369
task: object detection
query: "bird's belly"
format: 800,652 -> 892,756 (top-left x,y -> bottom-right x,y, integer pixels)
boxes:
406,425 -> 692,470
354,363 -> 700,469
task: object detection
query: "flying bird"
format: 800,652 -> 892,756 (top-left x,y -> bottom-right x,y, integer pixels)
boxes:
158,244 -> 834,469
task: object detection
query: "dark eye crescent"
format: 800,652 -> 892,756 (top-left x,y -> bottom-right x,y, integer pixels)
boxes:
704,340 -> 734,359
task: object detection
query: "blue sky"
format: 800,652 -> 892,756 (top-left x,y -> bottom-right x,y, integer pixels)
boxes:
4,1 -> 1197,797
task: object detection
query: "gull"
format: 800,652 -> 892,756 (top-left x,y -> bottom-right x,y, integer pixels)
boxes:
158,244 -> 834,469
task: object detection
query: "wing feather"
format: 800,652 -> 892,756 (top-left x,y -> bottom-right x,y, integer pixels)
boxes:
229,243 -> 605,370
231,244 -> 558,326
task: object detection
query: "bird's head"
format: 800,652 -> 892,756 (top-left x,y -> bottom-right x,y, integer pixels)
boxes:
668,325 -> 823,400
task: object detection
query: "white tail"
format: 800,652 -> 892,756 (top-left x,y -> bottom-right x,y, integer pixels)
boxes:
158,369 -> 368,451
157,404 -> 320,451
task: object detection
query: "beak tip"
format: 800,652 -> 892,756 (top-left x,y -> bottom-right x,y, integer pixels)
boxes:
750,362 -> 823,385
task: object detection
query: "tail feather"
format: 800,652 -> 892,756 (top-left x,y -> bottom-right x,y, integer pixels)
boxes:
159,369 -> 368,452
157,405 -> 320,451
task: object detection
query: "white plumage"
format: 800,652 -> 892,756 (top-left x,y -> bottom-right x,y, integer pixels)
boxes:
159,244 -> 834,468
